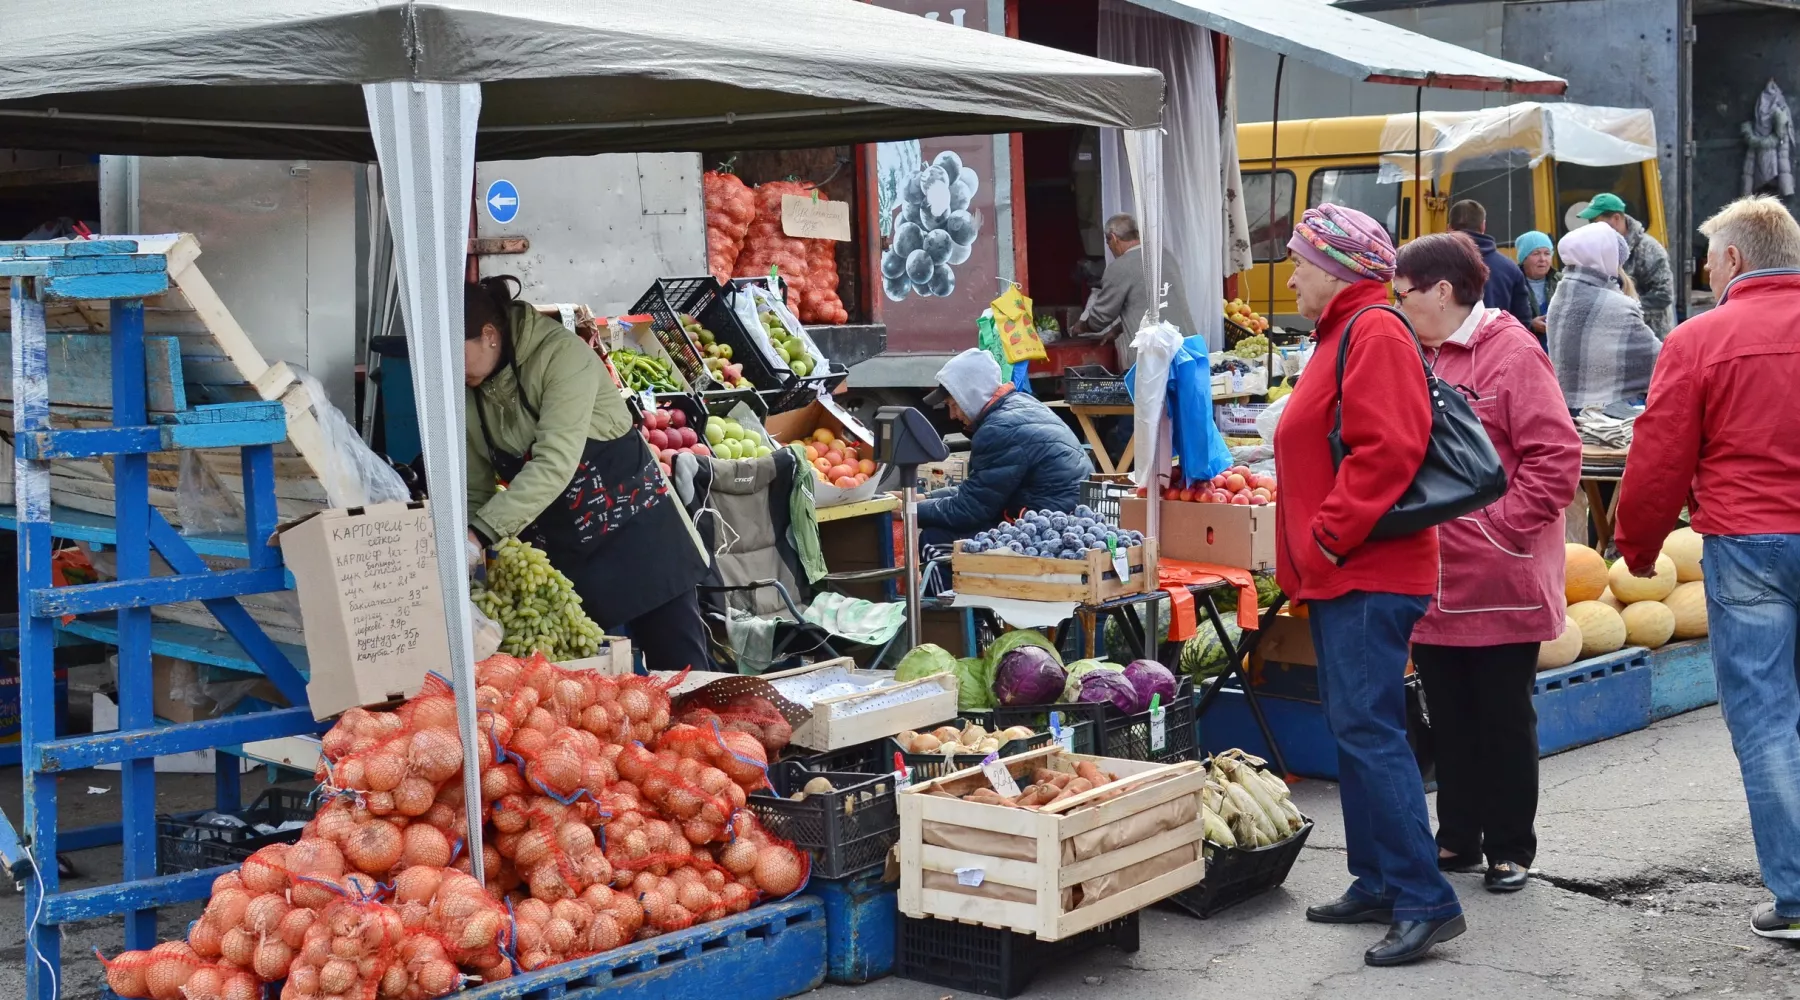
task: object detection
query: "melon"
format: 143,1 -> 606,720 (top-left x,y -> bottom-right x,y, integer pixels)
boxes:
1567,601 -> 1627,658
1537,615 -> 1583,670
1664,527 -> 1704,582
1620,601 -> 1675,649
1598,587 -> 1624,612
1565,544 -> 1609,604
1665,581 -> 1709,639
1609,554 -> 1677,604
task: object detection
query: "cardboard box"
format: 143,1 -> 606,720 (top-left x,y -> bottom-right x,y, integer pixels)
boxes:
154,655 -> 287,723
764,396 -> 883,506
276,500 -> 450,720
1120,497 -> 1276,571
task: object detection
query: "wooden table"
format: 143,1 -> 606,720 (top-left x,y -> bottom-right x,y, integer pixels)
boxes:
1046,400 -> 1136,474
1578,445 -> 1628,552
815,493 -> 899,523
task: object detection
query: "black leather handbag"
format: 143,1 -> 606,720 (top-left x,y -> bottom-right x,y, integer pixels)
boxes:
1328,305 -> 1507,541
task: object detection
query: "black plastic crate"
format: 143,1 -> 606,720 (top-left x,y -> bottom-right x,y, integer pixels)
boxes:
971,678 -> 1196,764
749,762 -> 899,879
1079,476 -> 1138,527
1168,819 -> 1313,918
784,739 -> 886,775
1063,364 -> 1132,406
896,911 -> 1139,999
156,788 -> 315,874
963,706 -> 1101,756
629,278 -> 723,390
725,277 -> 850,414
887,717 -> 1068,782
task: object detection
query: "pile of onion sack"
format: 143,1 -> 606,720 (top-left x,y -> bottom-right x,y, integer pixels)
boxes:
101,652 -> 810,1000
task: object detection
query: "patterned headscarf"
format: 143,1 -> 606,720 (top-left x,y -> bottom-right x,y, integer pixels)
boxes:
1288,204 -> 1397,283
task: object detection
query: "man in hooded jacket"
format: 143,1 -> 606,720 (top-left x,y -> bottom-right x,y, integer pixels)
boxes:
916,349 -> 1089,543
1583,193 -> 1676,337
1449,199 -> 1534,328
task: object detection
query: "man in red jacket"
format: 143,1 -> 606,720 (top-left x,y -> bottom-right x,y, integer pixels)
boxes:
1273,204 -> 1462,965
1615,196 -> 1800,941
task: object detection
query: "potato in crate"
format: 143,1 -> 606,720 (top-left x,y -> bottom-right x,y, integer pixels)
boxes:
898,745 -> 1206,941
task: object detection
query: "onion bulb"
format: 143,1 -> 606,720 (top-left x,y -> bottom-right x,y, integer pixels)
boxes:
318,957 -> 358,995
344,821 -> 404,876
144,954 -> 196,1000
104,952 -> 150,998
399,824 -> 453,870
407,728 -> 463,784
252,935 -> 294,981
244,892 -> 290,934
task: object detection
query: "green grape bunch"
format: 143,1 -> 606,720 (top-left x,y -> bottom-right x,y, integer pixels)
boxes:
471,537 -> 604,660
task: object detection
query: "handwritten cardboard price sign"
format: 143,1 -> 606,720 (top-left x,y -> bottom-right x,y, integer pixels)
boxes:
781,194 -> 852,241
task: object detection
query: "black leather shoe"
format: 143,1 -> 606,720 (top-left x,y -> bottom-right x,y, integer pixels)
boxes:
1364,914 -> 1467,967
1305,892 -> 1394,925
1484,862 -> 1529,893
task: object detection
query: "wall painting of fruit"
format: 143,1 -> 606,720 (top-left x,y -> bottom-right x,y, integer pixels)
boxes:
877,146 -> 983,302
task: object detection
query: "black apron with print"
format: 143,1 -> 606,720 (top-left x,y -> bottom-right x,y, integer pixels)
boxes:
475,363 -> 706,626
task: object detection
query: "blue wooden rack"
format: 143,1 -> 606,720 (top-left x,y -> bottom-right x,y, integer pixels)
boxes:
0,238 -> 325,1000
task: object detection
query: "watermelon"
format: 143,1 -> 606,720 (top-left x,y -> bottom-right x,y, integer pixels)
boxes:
1180,620 -> 1243,681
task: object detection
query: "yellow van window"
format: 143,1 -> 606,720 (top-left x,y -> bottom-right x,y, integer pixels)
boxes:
1308,168 -> 1400,242
1242,169 -> 1295,262
1448,163 -> 1534,247
1555,162 -> 1648,238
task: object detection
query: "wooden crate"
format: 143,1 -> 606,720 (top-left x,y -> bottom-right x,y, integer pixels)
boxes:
0,234 -> 373,526
555,636 -> 635,677
762,657 -> 960,752
951,539 -> 1158,604
897,745 -> 1206,941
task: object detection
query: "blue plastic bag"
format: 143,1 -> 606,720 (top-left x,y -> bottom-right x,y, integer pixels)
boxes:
1163,337 -> 1232,485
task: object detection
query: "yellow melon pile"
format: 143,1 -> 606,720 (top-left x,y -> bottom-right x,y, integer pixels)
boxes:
1538,529 -> 1708,671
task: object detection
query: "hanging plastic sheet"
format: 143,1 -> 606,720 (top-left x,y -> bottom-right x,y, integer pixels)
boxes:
1166,337 -> 1233,485
1376,103 -> 1656,184
362,79 -> 488,883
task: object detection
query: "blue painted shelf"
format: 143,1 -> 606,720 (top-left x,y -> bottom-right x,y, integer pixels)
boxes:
0,503 -> 263,561
54,616 -> 309,678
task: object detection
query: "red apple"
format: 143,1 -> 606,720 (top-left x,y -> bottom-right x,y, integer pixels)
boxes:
1249,494 -> 1269,506
1137,486 -> 1149,497
682,427 -> 699,448
667,408 -> 687,429
1224,473 -> 1247,493
659,447 -> 677,462
1212,490 -> 1232,504
1163,486 -> 1180,500
647,428 -> 670,451
1252,474 -> 1276,491
690,443 -> 712,457
1230,492 -> 1251,505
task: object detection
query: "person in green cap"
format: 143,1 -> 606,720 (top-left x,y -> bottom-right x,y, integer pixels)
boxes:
1579,193 -> 1674,337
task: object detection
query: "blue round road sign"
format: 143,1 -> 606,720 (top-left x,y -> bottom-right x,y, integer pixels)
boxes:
485,179 -> 520,224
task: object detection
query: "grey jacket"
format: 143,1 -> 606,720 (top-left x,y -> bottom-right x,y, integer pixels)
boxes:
1082,244 -> 1195,370
1621,215 -> 1675,338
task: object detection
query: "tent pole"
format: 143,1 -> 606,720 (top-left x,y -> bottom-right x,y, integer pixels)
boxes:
1414,87 -> 1423,244
1267,53 -> 1284,327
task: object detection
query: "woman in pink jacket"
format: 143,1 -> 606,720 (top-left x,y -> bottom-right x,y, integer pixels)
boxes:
1391,233 -> 1582,894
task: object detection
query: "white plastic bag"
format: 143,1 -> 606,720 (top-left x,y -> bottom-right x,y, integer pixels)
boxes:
1255,394 -> 1289,446
176,451 -> 246,536
293,368 -> 409,508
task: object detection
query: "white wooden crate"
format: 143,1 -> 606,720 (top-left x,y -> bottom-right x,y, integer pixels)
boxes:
898,745 -> 1206,941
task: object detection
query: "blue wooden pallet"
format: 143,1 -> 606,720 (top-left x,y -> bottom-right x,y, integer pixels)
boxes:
460,898 -> 826,1000
812,868 -> 897,985
1533,647 -> 1652,755
1648,638 -> 1715,721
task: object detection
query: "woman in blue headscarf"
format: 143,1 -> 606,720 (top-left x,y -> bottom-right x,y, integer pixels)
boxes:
1515,230 -> 1558,346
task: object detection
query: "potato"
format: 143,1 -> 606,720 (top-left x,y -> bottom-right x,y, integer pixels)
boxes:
803,776 -> 835,796
910,733 -> 942,753
931,726 -> 962,743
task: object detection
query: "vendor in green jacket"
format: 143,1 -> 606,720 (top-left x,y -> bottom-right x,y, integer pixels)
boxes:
462,277 -> 711,672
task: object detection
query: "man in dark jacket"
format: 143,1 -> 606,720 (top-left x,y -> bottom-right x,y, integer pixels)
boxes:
917,349 -> 1089,542
1449,199 -> 1534,328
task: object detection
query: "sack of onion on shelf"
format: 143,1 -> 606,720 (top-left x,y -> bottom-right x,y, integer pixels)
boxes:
99,650 -> 810,999
673,692 -> 793,758
471,537 -> 604,660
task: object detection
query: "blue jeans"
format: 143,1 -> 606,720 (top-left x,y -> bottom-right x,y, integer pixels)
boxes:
1705,534 -> 1800,918
1309,591 -> 1462,921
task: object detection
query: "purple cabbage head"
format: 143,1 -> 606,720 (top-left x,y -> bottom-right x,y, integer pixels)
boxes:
1077,669 -> 1141,714
992,645 -> 1067,706
1121,659 -> 1178,714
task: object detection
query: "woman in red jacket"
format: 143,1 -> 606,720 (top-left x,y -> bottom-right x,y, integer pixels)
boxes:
1274,205 -> 1463,966
1393,234 -> 1582,893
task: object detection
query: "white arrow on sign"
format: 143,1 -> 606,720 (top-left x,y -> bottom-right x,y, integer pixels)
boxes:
489,193 -> 518,211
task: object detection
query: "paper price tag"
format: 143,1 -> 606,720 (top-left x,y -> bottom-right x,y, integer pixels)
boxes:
955,867 -> 986,887
1149,698 -> 1167,752
638,389 -> 656,415
781,194 -> 852,240
894,769 -> 911,792
980,752 -> 1022,798
1108,539 -> 1130,584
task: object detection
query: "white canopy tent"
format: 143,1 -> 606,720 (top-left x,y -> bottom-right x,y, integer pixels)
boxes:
0,0 -> 1169,884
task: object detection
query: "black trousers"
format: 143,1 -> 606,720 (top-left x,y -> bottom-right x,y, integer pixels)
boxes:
1412,641 -> 1541,867
624,587 -> 711,674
